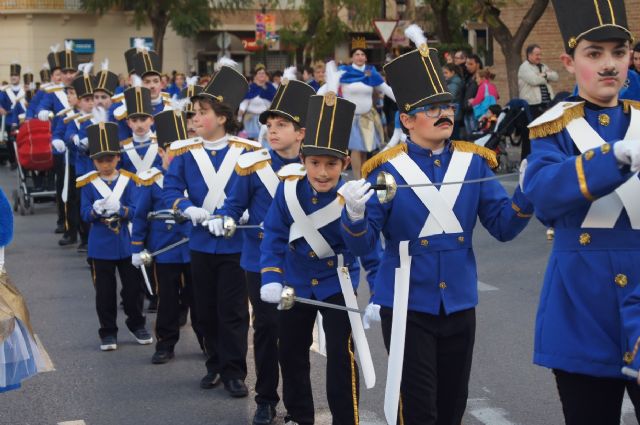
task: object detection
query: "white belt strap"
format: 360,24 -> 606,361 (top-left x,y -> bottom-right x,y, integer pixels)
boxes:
384,241 -> 412,425
124,142 -> 159,174
289,198 -> 344,243
191,145 -> 243,213
256,165 -> 280,198
91,174 -> 129,202
336,254 -> 376,389
284,178 -> 335,259
389,152 -> 464,236
54,89 -> 70,112
5,88 -> 26,111
61,149 -> 69,203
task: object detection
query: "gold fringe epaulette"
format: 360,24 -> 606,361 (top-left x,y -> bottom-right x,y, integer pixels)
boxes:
451,140 -> 498,169
529,103 -> 584,139
229,139 -> 261,152
75,172 -> 99,188
623,99 -> 640,113
119,138 -> 132,147
361,143 -> 408,178
235,159 -> 271,176
169,141 -> 203,157
138,172 -> 163,186
119,168 -> 141,184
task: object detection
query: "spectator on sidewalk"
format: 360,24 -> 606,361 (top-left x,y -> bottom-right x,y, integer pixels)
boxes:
518,44 -> 559,119
462,54 -> 482,137
443,63 -> 464,139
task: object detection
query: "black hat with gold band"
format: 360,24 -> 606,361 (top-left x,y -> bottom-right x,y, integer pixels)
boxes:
133,50 -> 162,78
47,44 -> 62,71
384,25 -> 452,114
71,63 -> 94,99
124,85 -> 153,118
552,0 -> 632,53
154,110 -> 189,149
301,61 -> 355,159
93,59 -> 119,96
57,41 -> 79,72
195,62 -> 248,111
23,72 -> 34,85
180,77 -> 203,116
40,63 -> 51,83
259,67 -> 315,125
88,122 -> 120,159
10,63 -> 21,77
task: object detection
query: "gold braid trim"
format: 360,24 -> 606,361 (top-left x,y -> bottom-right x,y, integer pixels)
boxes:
623,99 -> 640,114
229,140 -> 261,151
75,173 -> 99,188
234,159 -> 271,176
625,336 -> 640,364
119,168 -> 140,185
169,143 -> 203,157
529,103 -> 584,139
138,172 -> 163,186
361,143 -> 408,178
451,140 -> 498,169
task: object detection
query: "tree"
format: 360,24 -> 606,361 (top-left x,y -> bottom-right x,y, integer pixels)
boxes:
422,0 -> 475,44
476,0 -> 550,98
81,0 -> 251,67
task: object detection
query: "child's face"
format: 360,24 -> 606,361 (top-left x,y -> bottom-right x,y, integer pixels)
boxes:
67,89 -> 78,107
303,154 -> 350,193
266,116 -> 304,152
562,39 -> 630,105
143,74 -> 162,100
158,147 -> 171,170
400,103 -> 455,145
78,96 -> 94,113
94,154 -> 119,175
93,90 -> 112,109
127,116 -> 153,137
186,116 -> 196,138
193,101 -> 226,139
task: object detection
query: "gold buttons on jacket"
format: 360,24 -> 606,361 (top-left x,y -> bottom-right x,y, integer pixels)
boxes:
601,144 -> 611,154
439,281 -> 447,289
457,236 -> 465,243
311,278 -> 319,286
327,260 -> 334,267
579,232 -> 591,246
309,251 -> 316,258
598,113 -> 610,126
420,239 -> 429,246
615,274 -> 628,288
624,352 -> 634,364
434,159 -> 442,167
258,232 -> 264,240
584,150 -> 595,161
210,150 -> 217,156
167,224 -> 173,230
311,197 -> 318,204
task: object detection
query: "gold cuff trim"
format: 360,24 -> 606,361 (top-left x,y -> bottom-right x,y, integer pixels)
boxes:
132,241 -> 144,245
172,197 -> 187,211
342,222 -> 367,237
575,155 -> 595,201
511,202 -> 533,218
625,336 -> 640,365
261,267 -> 283,274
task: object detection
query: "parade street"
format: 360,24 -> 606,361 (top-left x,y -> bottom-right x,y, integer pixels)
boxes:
0,164 -> 636,425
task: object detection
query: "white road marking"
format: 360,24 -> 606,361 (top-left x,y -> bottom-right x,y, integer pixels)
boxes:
315,408 -> 385,425
468,398 -> 519,425
57,421 -> 87,425
621,394 -> 635,425
478,281 -> 499,291
34,334 -> 55,372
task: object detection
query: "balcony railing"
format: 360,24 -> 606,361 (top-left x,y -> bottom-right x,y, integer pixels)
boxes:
0,0 -> 83,11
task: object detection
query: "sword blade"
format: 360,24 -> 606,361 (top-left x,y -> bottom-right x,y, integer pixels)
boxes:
148,237 -> 190,258
140,265 -> 154,296
293,296 -> 363,314
395,172 -> 519,188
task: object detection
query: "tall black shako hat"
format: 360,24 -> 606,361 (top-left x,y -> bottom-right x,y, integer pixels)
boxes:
71,63 -> 94,99
302,61 -> 355,159
194,64 -> 248,111
259,67 -> 315,126
180,76 -> 203,116
124,85 -> 153,118
133,50 -> 162,78
552,0 -> 632,53
88,122 -> 120,159
125,38 -> 149,75
10,63 -> 21,77
384,24 -> 452,114
40,63 -> 51,82
154,110 -> 188,149
57,41 -> 79,72
94,59 -> 119,96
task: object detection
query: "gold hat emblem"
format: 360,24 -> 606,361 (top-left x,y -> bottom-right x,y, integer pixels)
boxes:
568,37 -> 577,49
325,92 -> 337,107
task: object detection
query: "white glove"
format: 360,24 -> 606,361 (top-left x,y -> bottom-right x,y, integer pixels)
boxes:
73,135 -> 80,146
92,199 -> 106,215
260,282 -> 283,304
614,140 -> 640,172
52,139 -> 66,153
519,158 -> 527,190
342,179 -> 374,221
103,198 -> 121,215
239,210 -> 250,225
207,216 -> 225,237
362,303 -> 381,330
183,206 -> 210,225
131,253 -> 144,268
79,137 -> 89,152
38,110 -> 51,121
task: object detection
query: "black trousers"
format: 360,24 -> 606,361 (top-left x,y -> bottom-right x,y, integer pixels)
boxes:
190,250 -> 248,381
380,307 -> 475,425
246,271 -> 280,406
4,126 -> 16,165
90,258 -> 146,339
64,165 -> 80,240
278,292 -> 359,425
554,369 -> 640,425
53,154 -> 65,226
151,262 -> 201,352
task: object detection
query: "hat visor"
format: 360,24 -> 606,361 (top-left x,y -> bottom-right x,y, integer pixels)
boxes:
580,25 -> 632,43
141,71 -> 162,78
403,92 -> 454,113
301,145 -> 347,159
94,88 -> 114,96
127,112 -> 152,119
259,109 -> 301,125
90,150 -> 119,159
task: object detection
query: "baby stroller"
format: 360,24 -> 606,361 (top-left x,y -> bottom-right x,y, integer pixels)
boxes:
474,99 -> 531,173
12,120 -> 56,215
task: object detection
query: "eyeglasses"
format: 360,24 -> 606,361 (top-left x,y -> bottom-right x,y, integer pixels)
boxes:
409,103 -> 458,118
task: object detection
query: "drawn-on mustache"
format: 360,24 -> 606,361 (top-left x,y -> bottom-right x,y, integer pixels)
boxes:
598,70 -> 619,78
434,117 -> 454,127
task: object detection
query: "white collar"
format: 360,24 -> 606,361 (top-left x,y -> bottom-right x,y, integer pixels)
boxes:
11,84 -> 21,92
352,64 -> 366,72
151,95 -> 163,106
133,131 -> 153,144
202,134 -> 229,151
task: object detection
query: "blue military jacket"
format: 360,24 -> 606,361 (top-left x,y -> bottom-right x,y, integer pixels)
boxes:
131,168 -> 190,264
341,140 -> 532,315
78,170 -> 137,260
524,97 -> 640,378
0,86 -> 27,128
260,170 -> 380,301
162,135 -> 262,255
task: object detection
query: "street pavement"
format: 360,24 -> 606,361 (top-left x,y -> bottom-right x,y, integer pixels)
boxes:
0,166 -> 637,425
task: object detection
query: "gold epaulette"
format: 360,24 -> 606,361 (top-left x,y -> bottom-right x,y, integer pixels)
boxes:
119,138 -> 132,147
228,136 -> 262,152
169,137 -> 203,157
44,85 -> 64,93
623,99 -> 640,113
137,168 -> 163,186
451,140 -> 498,169
528,102 -> 585,139
63,113 -> 81,124
361,143 -> 408,178
235,148 -> 272,176
277,163 -> 306,181
75,171 -> 99,188
119,168 -> 140,184
235,160 -> 271,176
77,114 -> 93,124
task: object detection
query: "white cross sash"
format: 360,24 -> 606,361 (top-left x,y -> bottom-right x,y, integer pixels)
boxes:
190,144 -> 244,213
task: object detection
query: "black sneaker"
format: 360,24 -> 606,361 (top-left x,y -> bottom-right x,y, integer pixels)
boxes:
253,403 -> 276,425
130,328 -> 153,345
58,235 -> 77,247
200,372 -> 221,389
224,378 -> 248,398
284,416 -> 299,425
151,350 -> 175,364
100,335 -> 117,351
77,242 -> 88,253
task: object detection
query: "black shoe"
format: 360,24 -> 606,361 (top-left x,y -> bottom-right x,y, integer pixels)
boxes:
54,225 -> 65,234
253,403 -> 276,425
77,242 -> 88,253
283,416 -> 299,425
151,350 -> 174,364
224,379 -> 248,398
146,297 -> 158,313
58,235 -> 77,246
200,372 -> 221,389
100,335 -> 117,351
130,328 -> 153,345
178,308 -> 188,327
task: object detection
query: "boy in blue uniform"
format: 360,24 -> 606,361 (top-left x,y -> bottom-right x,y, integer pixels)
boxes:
162,66 -> 260,396
131,109 -> 201,364
77,122 -> 152,351
340,25 -> 533,425
523,1 -> 640,423
209,75 -> 315,425
259,84 -> 374,425
0,62 -> 26,169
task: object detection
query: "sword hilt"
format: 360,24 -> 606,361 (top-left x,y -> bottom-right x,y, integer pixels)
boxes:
373,171 -> 397,204
147,209 -> 190,224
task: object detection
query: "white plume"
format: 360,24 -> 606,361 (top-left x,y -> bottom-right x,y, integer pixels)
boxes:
404,24 -> 427,48
92,106 -> 108,123
50,44 -> 60,53
215,56 -> 237,71
324,61 -> 344,94
10,59 -> 19,65
101,58 -> 109,71
42,62 -> 50,70
283,66 -> 297,81
77,63 -> 86,73
171,96 -> 190,112
64,40 -> 74,52
133,38 -> 148,51
82,62 -> 93,76
131,74 -> 142,88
